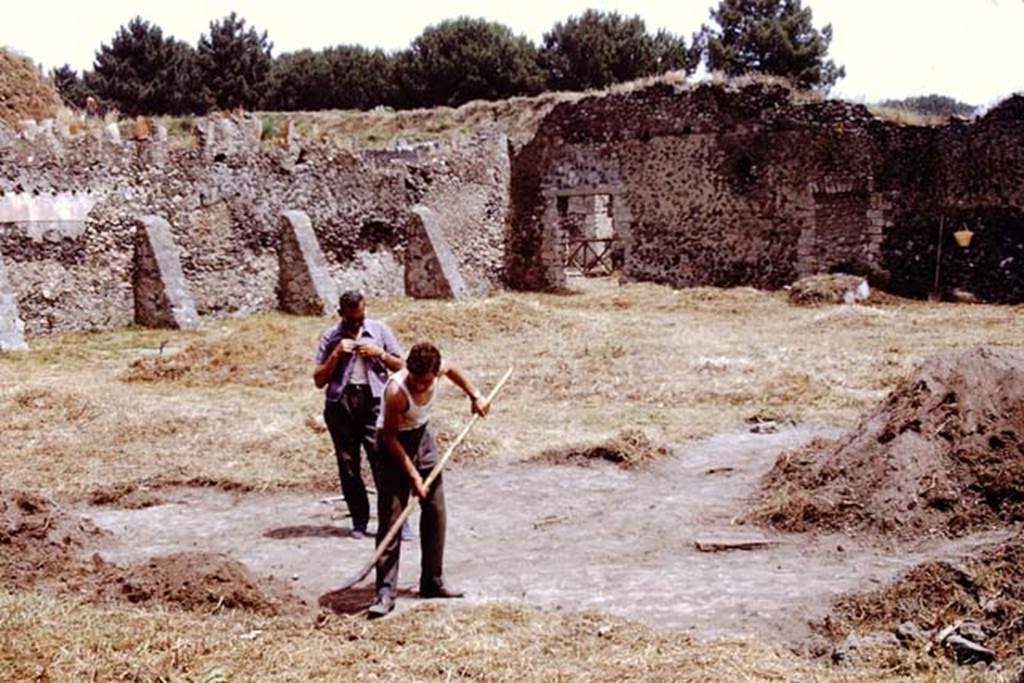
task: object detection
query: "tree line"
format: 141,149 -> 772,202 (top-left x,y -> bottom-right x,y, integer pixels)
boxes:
53,1 -> 847,116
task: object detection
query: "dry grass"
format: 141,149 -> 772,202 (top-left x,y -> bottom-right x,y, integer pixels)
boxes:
3,278 -> 1023,501
867,105 -> 949,127
531,429 -> 671,469
0,591 -> 967,682
0,48 -> 62,126
3,277 -> 1022,679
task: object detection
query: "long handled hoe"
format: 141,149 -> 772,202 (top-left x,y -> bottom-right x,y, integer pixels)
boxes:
336,366 -> 513,591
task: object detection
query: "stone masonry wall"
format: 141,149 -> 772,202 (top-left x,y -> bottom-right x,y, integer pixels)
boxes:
509,82 -> 1024,302
0,118 -> 511,338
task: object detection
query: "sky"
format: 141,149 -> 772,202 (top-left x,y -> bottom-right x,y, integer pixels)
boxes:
2,0 -> 1022,107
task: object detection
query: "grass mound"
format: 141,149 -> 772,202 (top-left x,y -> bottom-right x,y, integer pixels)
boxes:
533,429 -> 671,469
0,48 -> 61,125
748,347 -> 1024,538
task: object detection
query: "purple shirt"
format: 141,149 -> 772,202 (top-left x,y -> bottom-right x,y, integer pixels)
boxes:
315,318 -> 402,401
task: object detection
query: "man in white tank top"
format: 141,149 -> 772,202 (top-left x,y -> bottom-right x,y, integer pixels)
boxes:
368,342 -> 491,618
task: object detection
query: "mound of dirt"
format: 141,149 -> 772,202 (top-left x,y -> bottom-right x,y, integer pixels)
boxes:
87,552 -> 306,616
747,347 -> 1024,538
533,430 -> 670,469
788,273 -> 898,306
0,48 -> 61,126
0,491 -> 105,589
822,532 -> 1024,668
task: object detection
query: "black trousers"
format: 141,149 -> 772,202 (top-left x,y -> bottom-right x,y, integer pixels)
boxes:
323,385 -> 379,531
374,424 -> 447,597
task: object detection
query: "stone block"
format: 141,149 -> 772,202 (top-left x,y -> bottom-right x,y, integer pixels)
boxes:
0,254 -> 28,351
277,210 -> 338,316
405,206 -> 469,299
133,215 -> 199,329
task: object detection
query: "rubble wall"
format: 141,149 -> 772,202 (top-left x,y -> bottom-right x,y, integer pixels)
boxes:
0,119 -> 510,337
509,82 -> 1024,302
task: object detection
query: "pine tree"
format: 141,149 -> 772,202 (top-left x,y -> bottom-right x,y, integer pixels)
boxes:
84,17 -> 202,115
539,10 -> 699,91
197,12 -> 273,110
703,0 -> 844,90
394,18 -> 544,108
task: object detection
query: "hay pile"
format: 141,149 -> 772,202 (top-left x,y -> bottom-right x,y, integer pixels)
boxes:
748,347 -> 1024,537
823,532 -> 1024,668
122,317 -> 310,388
0,48 -> 61,126
788,273 -> 881,306
533,429 -> 670,469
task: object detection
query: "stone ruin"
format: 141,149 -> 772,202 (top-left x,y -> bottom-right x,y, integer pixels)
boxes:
507,81 -> 1024,302
0,114 -> 504,349
2,83 -> 1023,350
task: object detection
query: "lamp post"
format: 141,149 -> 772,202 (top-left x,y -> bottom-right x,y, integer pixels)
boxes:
930,217 -> 975,301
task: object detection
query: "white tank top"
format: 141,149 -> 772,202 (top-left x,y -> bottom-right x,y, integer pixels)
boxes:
378,369 -> 437,431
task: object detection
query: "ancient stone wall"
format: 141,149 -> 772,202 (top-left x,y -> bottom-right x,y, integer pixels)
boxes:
509,82 -> 1024,302
367,130 -> 511,296
0,118 -> 510,340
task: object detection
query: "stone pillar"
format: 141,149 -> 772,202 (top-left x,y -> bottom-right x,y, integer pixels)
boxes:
133,215 -> 199,329
405,206 -> 469,299
278,210 -> 338,315
0,253 -> 27,351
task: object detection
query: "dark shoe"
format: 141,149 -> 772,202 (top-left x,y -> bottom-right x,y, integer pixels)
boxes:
420,583 -> 464,599
367,593 -> 395,619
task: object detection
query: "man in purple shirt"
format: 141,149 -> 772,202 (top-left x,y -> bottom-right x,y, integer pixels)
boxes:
314,290 -> 403,538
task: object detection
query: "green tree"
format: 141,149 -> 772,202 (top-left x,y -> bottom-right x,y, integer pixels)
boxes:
197,12 -> 273,110
265,46 -> 396,111
539,10 -> 699,91
84,17 -> 202,115
880,94 -> 976,118
324,46 -> 396,110
50,64 -> 93,108
394,17 -> 545,108
264,49 -> 332,111
703,0 -> 844,90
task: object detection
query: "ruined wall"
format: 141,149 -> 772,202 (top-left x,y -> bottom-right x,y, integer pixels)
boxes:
0,118 -> 510,338
509,82 -> 1024,302
368,130 -> 511,295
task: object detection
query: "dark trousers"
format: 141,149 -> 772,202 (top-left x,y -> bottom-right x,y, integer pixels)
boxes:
323,385 -> 379,531
375,424 -> 446,597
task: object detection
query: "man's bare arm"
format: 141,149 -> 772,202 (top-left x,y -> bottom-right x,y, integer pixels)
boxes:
443,364 -> 490,417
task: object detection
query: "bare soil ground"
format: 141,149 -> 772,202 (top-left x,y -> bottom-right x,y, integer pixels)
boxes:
3,277 -> 1023,681
81,425 -> 1006,642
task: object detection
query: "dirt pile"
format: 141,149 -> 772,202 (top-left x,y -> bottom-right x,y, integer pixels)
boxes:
0,48 -> 62,126
0,491 -> 105,588
1,491 -> 304,616
87,552 -> 306,616
748,347 -> 1024,537
533,429 -> 670,469
823,532 -> 1024,669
